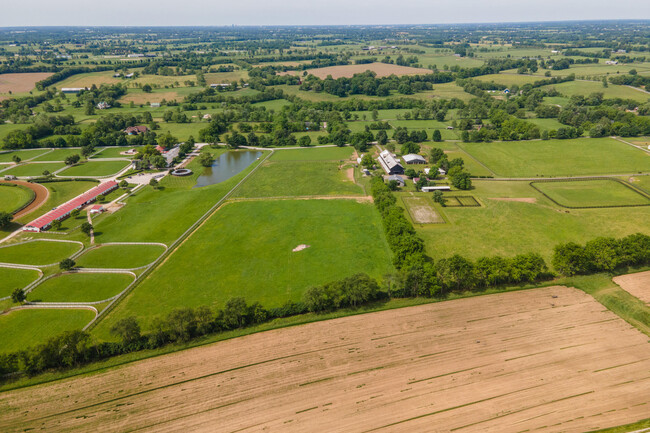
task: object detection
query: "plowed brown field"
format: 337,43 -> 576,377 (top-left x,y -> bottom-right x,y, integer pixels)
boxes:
614,270 -> 650,304
1,286 -> 649,433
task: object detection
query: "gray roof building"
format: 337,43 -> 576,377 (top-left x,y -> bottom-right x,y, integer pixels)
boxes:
378,150 -> 404,175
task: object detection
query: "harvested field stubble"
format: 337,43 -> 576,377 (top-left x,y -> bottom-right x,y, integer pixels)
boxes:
1,286 -> 649,432
614,270 -> 650,304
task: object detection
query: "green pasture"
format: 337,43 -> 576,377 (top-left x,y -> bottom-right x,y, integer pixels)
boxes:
75,244 -> 166,269
31,148 -> 82,162
270,146 -> 354,161
0,148 -> 49,162
253,99 -> 292,111
233,160 -> 363,198
58,160 -> 130,177
532,179 -> 650,207
0,240 -> 82,266
0,267 -> 40,298
526,118 -> 565,131
460,138 -> 650,177
0,309 -> 95,354
0,183 -> 33,213
91,147 -> 136,159
413,180 -> 650,262
474,73 -> 542,86
94,199 -> 393,336
2,162 -> 66,177
27,272 -> 133,303
542,81 -> 650,103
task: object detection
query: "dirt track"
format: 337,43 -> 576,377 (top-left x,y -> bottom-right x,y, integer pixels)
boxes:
1,286 -> 649,432
0,180 -> 49,219
614,270 -> 650,304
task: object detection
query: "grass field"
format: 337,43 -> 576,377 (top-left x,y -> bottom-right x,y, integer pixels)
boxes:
27,272 -> 134,303
474,73 -> 542,86
542,80 -> 650,103
14,180 -> 98,225
460,138 -> 650,177
75,244 -> 166,269
58,160 -> 130,177
303,62 -> 433,79
0,309 -> 95,354
532,179 -> 650,207
0,267 -> 40,298
233,161 -> 363,198
0,149 -> 49,163
0,183 -> 33,213
252,99 -> 292,111
94,199 -> 393,335
270,146 -> 354,161
526,117 -> 565,131
11,286 -> 650,432
0,240 -> 82,266
91,147 -> 137,159
31,148 -> 83,162
2,162 -> 66,177
414,180 -> 650,261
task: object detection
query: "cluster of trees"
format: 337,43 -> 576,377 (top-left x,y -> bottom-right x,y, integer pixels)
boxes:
302,274 -> 382,312
393,127 -> 428,144
552,233 -> 650,276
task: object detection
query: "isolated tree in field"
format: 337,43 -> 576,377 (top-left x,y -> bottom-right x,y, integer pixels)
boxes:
376,130 -> 388,146
51,219 -> 62,230
432,129 -> 442,142
81,222 -> 93,237
59,258 -> 76,271
448,166 -> 472,190
119,179 -> 129,188
197,151 -> 214,167
372,110 -> 379,121
70,208 -> 80,218
361,153 -> 374,169
85,102 -> 95,116
400,141 -> 420,155
64,154 -> 80,165
0,211 -> 12,228
12,155 -> 21,164
298,135 -> 312,147
81,145 -> 95,158
432,190 -> 447,206
149,178 -> 159,189
142,84 -> 152,93
11,288 -> 26,304
111,316 -> 142,346
226,131 -> 247,149
42,170 -> 51,177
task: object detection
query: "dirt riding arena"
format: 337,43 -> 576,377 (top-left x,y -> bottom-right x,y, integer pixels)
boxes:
300,62 -> 433,79
488,197 -> 537,203
1,286 -> 649,433
0,72 -> 53,96
0,180 -> 48,218
403,196 -> 443,224
614,270 -> 650,304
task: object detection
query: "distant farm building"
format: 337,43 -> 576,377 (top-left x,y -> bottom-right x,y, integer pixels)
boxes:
61,87 -> 87,94
96,101 -> 111,110
402,154 -> 426,164
124,125 -> 149,135
125,73 -> 134,78
150,102 -> 161,108
203,113 -> 212,120
421,185 -> 451,192
88,205 -> 105,215
387,174 -> 405,186
23,181 -> 118,232
378,150 -> 404,175
210,83 -> 231,88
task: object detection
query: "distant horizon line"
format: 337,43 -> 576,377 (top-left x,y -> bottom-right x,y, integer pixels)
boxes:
1,18 -> 650,29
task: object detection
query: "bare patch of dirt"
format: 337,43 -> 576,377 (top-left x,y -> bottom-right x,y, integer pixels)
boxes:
344,167 -> 355,182
3,287 -> 648,432
292,244 -> 310,252
613,271 -> 650,304
488,197 -> 537,203
119,91 -> 186,104
403,196 -> 443,224
0,73 -> 53,95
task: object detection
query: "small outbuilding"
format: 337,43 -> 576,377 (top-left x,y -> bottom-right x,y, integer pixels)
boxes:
421,185 -> 451,192
402,154 -> 426,165
124,125 -> 149,135
387,174 -> 406,186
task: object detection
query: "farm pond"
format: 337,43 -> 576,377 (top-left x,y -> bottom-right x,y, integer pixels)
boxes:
194,150 -> 262,187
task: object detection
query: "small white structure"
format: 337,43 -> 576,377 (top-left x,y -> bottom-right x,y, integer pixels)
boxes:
438,168 -> 446,175
402,154 -> 426,164
150,102 -> 161,108
61,87 -> 87,94
424,167 -> 431,175
88,205 -> 104,215
210,83 -> 231,88
605,60 -> 619,65
356,153 -> 364,165
202,113 -> 212,120
421,186 -> 451,192
97,101 -> 110,110
125,73 -> 134,78
4,175 -> 17,180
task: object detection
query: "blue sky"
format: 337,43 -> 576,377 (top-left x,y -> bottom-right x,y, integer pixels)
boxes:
1,0 -> 649,26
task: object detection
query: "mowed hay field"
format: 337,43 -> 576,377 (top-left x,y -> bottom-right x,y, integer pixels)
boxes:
4,286 -> 650,432
0,240 -> 82,266
532,179 -> 650,207
614,270 -> 650,304
304,62 -> 433,79
0,72 -> 52,97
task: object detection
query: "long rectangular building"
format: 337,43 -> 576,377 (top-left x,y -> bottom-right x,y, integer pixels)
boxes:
23,181 -> 118,232
378,150 -> 404,175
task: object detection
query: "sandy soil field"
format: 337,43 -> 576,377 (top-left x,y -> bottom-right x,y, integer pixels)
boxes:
0,72 -> 53,96
488,197 -> 537,203
614,270 -> 650,304
403,196 -> 443,224
1,286 -> 649,433
301,62 -> 433,79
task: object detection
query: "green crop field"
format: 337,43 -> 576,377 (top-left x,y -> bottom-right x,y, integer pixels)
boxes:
542,81 -> 650,103
233,161 -> 363,198
2,162 -> 66,177
58,160 -> 130,177
0,309 -> 96,353
0,240 -> 82,265
0,149 -> 49,162
270,146 -> 354,161
253,99 -> 292,110
13,180 -> 98,226
27,272 -> 133,302
75,244 -> 166,269
94,199 -> 394,336
531,179 -> 650,207
0,184 -> 33,213
91,147 -> 136,159
0,267 -> 40,298
526,118 -> 566,131
412,181 -> 650,262
460,138 -> 650,177
31,148 -> 83,162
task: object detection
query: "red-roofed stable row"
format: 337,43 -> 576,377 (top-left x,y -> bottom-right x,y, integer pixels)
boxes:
23,181 -> 118,232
